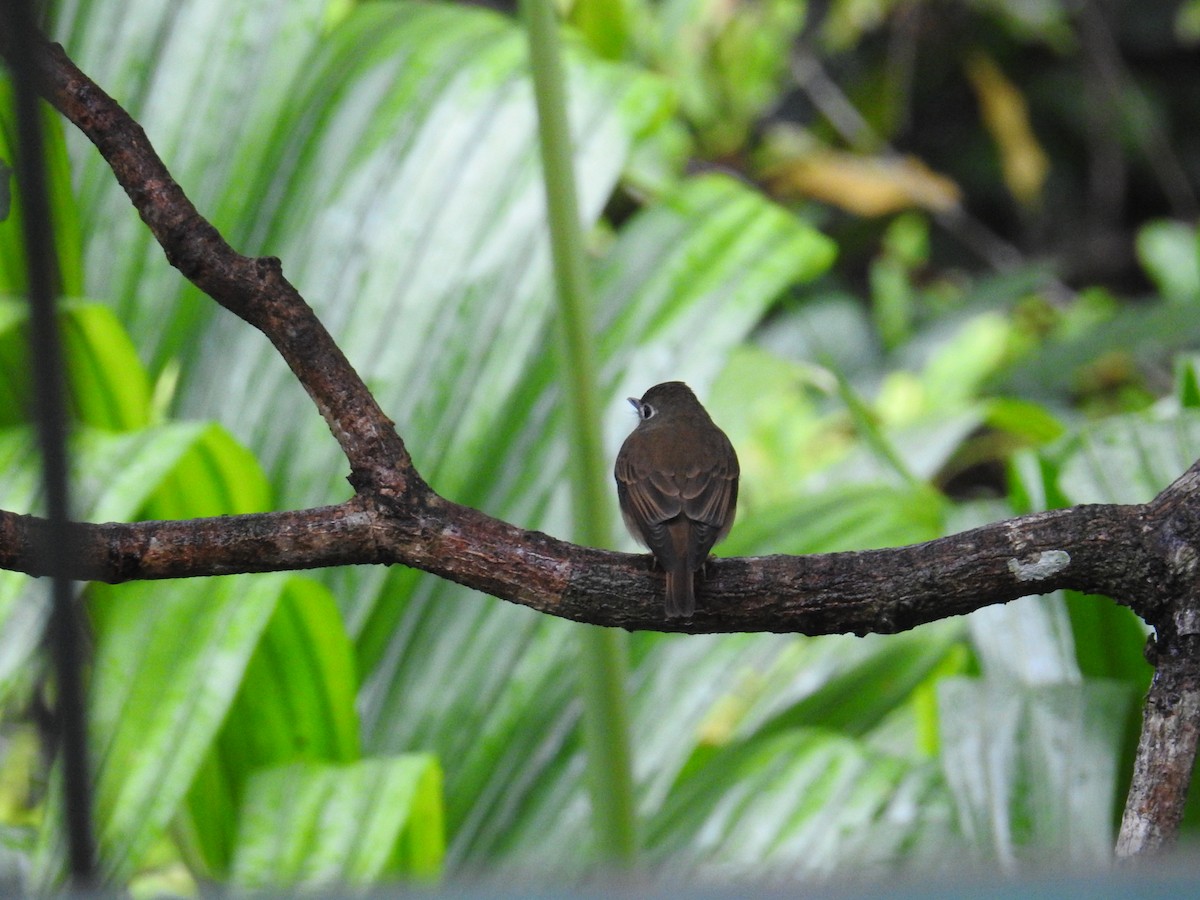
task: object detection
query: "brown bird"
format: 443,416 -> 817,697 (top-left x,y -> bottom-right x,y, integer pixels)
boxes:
614,381 -> 739,618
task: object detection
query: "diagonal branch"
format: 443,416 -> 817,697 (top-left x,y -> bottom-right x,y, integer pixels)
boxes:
12,35 -> 420,498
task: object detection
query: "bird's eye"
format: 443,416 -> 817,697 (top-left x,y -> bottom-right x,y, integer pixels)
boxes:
640,402 -> 655,420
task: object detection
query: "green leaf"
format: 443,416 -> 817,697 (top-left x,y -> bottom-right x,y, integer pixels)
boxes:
722,482 -> 946,556
937,678 -> 1132,869
569,0 -> 632,59
1064,589 -> 1151,719
731,628 -> 967,745
1135,219 -> 1200,305
1175,354 -> 1200,409
967,594 -> 1079,684
229,756 -> 443,890
33,575 -> 286,888
49,0 -> 331,370
180,578 -> 362,877
920,313 -> 1014,411
0,299 -> 151,430
984,397 -> 1066,444
1050,409 -> 1200,506
487,626 -> 966,876
57,302 -> 152,430
0,156 -> 10,221
646,729 -> 954,879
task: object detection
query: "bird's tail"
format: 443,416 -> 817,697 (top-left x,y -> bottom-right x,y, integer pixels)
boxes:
664,565 -> 695,618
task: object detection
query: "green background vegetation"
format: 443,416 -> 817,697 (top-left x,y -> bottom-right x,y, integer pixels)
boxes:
1,0 -> 1199,892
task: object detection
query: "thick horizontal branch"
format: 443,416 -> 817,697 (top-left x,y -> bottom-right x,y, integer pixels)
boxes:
2,469 -> 1191,635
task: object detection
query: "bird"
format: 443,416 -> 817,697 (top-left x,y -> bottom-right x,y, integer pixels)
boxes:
614,381 -> 739,618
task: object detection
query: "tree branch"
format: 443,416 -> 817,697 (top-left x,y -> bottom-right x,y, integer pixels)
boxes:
1115,463 -> 1200,857
11,35 -> 421,498
0,482 -> 1186,637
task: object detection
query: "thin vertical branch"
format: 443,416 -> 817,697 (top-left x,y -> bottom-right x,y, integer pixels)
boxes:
2,0 -> 96,886
1116,631 -> 1200,858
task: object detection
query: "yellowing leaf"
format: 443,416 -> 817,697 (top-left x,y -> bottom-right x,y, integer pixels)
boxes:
768,152 -> 962,217
966,52 -> 1050,207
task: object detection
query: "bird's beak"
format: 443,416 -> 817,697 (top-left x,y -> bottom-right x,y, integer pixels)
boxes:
626,397 -> 640,412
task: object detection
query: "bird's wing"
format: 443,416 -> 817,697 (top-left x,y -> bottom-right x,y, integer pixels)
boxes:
615,445 -> 684,527
679,433 -> 739,557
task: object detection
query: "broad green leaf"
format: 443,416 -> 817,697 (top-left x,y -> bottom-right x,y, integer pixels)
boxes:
229,756 -> 443,890
180,578 -> 362,877
569,0 -> 632,59
0,302 -> 28,424
919,313 -> 1014,411
984,397 -> 1066,445
1007,445 -> 1070,514
33,575 -> 286,887
0,156 -> 9,222
57,302 -> 152,430
646,729 -> 955,880
722,482 -> 946,557
136,425 -> 271,520
966,594 -> 1079,685
726,627 -> 967,746
1065,591 -> 1150,685
485,626 -> 964,875
0,299 -> 150,430
1051,410 -> 1200,506
937,678 -> 1132,870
